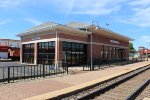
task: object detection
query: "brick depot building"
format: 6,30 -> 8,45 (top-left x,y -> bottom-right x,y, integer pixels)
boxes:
17,22 -> 133,66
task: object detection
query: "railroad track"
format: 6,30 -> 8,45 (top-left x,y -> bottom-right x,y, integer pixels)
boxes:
95,67 -> 150,100
134,79 -> 150,100
50,65 -> 150,100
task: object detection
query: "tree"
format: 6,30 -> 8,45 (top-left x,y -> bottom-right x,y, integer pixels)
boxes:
129,42 -> 135,53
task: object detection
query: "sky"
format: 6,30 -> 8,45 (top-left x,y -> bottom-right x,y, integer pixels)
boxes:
0,0 -> 150,50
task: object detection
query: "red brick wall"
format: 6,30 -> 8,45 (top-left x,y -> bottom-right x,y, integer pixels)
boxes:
92,33 -> 129,47
58,41 -> 63,62
92,44 -> 101,59
59,33 -> 88,42
87,34 -> 129,59
21,33 -> 56,42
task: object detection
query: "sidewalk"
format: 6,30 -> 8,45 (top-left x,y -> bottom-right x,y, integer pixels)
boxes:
0,61 -> 150,100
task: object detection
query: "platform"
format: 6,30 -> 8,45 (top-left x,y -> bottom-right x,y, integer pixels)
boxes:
0,61 -> 150,100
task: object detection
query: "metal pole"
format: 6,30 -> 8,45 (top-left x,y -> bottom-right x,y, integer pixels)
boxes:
91,20 -> 99,70
91,25 -> 93,70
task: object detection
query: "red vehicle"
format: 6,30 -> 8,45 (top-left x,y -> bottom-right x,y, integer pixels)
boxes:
8,47 -> 20,61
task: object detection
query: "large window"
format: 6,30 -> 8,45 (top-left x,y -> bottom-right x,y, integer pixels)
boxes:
63,41 -> 87,66
22,44 -> 34,64
100,45 -> 104,59
104,46 -> 109,59
109,46 -> 113,59
100,46 -> 126,60
37,41 -> 55,64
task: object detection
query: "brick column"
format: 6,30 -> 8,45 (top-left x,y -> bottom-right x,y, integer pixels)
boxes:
58,41 -> 63,63
92,44 -> 100,59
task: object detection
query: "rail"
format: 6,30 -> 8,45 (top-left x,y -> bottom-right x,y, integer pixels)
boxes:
126,78 -> 150,100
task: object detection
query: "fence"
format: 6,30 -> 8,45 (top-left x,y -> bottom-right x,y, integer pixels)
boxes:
0,63 -> 68,83
83,57 -> 148,71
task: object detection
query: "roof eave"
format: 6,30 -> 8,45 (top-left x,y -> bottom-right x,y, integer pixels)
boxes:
17,25 -> 91,37
17,26 -> 56,37
99,27 -> 134,41
57,25 -> 91,35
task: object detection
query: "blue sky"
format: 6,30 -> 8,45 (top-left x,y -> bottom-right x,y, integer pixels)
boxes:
0,0 -> 150,50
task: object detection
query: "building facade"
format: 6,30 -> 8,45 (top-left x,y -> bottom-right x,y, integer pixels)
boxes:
17,22 -> 132,66
0,38 -> 20,47
138,46 -> 150,57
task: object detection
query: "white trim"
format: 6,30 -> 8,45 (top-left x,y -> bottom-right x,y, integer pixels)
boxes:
21,38 -> 56,44
21,63 -> 36,65
59,38 -> 128,49
59,38 -> 88,44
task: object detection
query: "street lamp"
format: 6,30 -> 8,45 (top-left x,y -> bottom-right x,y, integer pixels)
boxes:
91,20 -> 99,70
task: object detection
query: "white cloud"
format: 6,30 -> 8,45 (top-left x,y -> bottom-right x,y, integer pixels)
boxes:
118,0 -> 150,27
46,0 -> 124,15
129,0 -> 150,7
0,0 -> 27,8
71,0 -> 124,15
140,36 -> 150,42
0,0 -> 124,15
130,7 -> 150,27
43,0 -> 75,15
0,19 -> 11,25
24,18 -> 42,25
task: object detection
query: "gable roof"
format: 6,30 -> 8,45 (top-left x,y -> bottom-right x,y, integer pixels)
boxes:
17,21 -> 91,37
66,22 -> 90,29
17,21 -> 133,41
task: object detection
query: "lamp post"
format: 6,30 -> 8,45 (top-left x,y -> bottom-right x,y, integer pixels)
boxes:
91,20 -> 99,70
